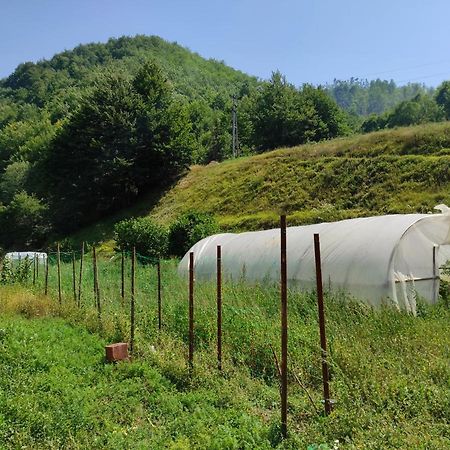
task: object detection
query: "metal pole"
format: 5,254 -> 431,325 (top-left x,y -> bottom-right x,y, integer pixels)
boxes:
72,252 -> 76,303
94,248 -> 100,318
280,215 -> 288,438
217,245 -> 222,371
130,247 -> 136,354
121,250 -> 125,307
77,242 -> 84,307
314,233 -> 332,416
189,252 -> 194,369
32,253 -> 36,286
44,252 -> 49,296
57,244 -> 62,305
157,260 -> 162,330
92,247 -> 97,306
432,246 -> 437,302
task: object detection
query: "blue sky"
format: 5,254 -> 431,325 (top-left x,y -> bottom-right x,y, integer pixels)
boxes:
1,0 -> 450,87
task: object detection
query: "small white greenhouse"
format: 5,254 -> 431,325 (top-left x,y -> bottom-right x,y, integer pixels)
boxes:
179,207 -> 450,314
4,252 -> 47,264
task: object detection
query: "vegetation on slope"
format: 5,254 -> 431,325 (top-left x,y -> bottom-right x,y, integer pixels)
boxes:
148,122 -> 450,230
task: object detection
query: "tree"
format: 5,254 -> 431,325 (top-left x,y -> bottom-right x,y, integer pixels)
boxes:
386,94 -> 444,128
0,161 -> 30,203
436,81 -> 450,119
0,191 -> 50,248
251,72 -> 347,151
42,63 -> 193,231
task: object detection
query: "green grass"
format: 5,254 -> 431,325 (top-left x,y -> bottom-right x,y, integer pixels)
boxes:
1,259 -> 449,448
66,122 -> 450,249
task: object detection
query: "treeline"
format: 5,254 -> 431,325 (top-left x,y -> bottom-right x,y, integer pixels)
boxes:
326,78 -> 432,116
327,78 -> 450,132
0,36 -> 351,250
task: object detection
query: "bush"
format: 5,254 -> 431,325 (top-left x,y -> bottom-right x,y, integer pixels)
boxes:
114,217 -> 168,262
168,211 -> 219,257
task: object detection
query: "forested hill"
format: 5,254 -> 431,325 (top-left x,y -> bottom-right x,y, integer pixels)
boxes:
0,35 -> 257,111
1,34 -> 450,252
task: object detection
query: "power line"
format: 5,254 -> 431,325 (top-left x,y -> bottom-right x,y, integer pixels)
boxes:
359,58 -> 450,79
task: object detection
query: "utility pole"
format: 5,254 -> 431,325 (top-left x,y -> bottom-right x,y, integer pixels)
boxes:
232,95 -> 239,158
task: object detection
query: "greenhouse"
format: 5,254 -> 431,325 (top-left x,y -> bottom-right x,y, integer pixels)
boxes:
4,252 -> 48,264
179,206 -> 450,314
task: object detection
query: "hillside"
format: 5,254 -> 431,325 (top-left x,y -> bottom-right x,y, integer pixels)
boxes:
0,35 -> 257,108
69,121 -> 450,248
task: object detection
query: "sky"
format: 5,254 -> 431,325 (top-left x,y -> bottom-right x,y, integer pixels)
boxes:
1,0 -> 450,87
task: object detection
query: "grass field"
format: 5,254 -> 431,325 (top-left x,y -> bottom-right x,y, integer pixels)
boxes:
1,257 -> 449,448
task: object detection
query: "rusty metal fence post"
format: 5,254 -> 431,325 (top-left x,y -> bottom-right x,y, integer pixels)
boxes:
72,251 -> 76,303
217,245 -> 222,371
157,260 -> 162,330
78,242 -> 84,307
314,233 -> 332,416
130,247 -> 136,354
189,252 -> 194,369
57,243 -> 62,305
280,215 -> 288,438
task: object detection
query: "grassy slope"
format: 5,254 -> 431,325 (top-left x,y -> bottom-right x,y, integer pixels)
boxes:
70,122 -> 450,248
1,263 -> 449,449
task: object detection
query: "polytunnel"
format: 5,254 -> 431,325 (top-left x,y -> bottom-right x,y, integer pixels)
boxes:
5,252 -> 47,264
178,207 -> 450,314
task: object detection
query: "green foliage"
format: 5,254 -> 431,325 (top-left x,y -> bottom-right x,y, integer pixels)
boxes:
386,94 -> 444,128
168,211 -> 219,257
327,78 -> 432,116
1,259 -> 449,448
0,257 -> 32,284
251,72 -> 348,151
436,80 -> 450,119
0,161 -> 30,204
41,64 -> 193,231
0,192 -> 50,248
114,217 -> 168,260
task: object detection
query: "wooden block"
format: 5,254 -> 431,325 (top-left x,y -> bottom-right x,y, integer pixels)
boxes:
105,342 -> 129,362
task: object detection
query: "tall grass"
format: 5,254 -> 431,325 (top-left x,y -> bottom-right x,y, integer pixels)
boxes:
3,254 -> 449,448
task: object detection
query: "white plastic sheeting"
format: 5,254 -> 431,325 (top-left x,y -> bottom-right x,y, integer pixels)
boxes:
5,252 -> 47,264
178,211 -> 450,313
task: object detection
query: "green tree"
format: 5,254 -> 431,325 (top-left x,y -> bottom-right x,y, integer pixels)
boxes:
0,191 -> 50,248
0,161 -> 30,203
42,64 -> 193,231
436,81 -> 450,119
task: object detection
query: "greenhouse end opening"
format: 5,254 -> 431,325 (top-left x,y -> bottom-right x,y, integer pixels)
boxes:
178,207 -> 450,314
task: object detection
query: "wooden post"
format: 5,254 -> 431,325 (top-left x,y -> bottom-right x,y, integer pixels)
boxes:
92,247 -> 97,306
121,250 -> 125,306
44,253 -> 49,296
432,246 -> 437,302
36,253 -> 39,279
157,260 -> 162,330
314,233 -> 332,416
189,252 -> 194,369
32,253 -> 36,286
57,243 -> 62,305
217,245 -> 222,371
72,252 -> 77,303
93,247 -> 101,317
77,242 -> 84,307
280,215 -> 288,438
130,247 -> 136,354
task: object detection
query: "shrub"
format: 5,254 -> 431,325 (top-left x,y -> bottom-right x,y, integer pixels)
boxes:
114,217 -> 168,262
168,211 -> 219,257
0,257 -> 32,284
